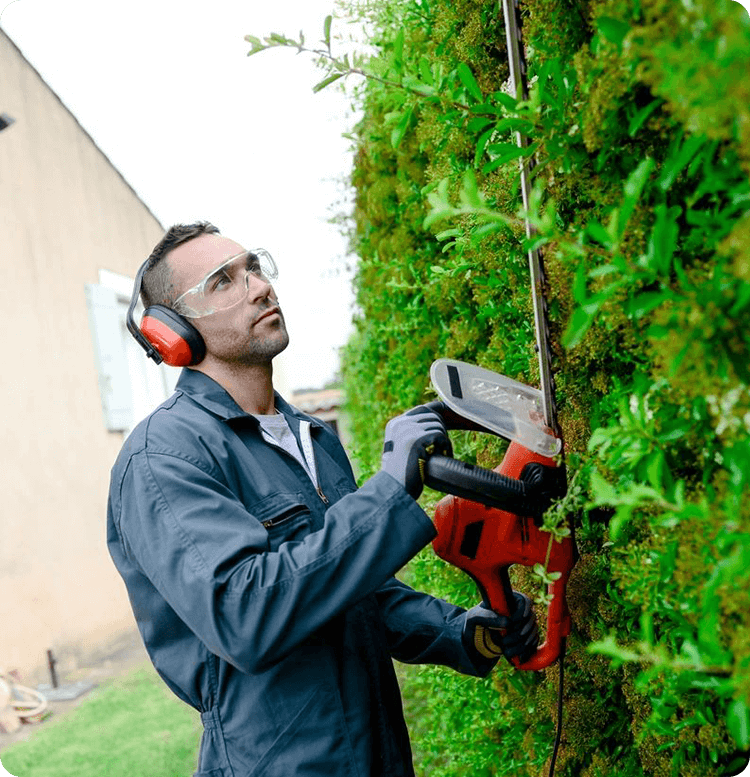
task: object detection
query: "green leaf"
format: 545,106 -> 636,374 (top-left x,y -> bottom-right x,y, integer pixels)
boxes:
490,91 -> 518,110
472,127 -> 494,167
596,16 -> 631,49
586,220 -> 614,249
392,28 -> 405,73
727,699 -> 750,750
729,281 -> 750,315
460,168 -> 484,209
482,141 -> 537,173
471,222 -> 507,240
588,470 -> 617,504
269,32 -> 291,45
244,35 -> 268,56
643,203 -> 681,276
588,634 -> 641,664
467,116 -> 494,133
312,72 -> 345,93
470,102 -> 506,116
491,117 -> 534,134
628,99 -> 663,137
646,452 -> 665,490
607,158 -> 654,244
323,15 -> 332,49
457,62 -> 484,103
418,56 -> 433,86
627,290 -> 671,318
390,104 -> 414,148
423,206 -> 454,230
562,306 -> 597,348
435,228 -> 462,241
609,506 -> 634,541
657,133 -> 706,192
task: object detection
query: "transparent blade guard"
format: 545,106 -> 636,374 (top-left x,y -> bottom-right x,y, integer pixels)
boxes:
430,359 -> 562,457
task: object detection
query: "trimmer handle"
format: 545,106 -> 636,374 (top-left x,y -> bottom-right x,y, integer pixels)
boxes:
424,455 -> 558,518
424,400 -> 564,516
424,400 -> 492,435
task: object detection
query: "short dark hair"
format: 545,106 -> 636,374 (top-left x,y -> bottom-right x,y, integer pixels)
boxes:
141,221 -> 220,309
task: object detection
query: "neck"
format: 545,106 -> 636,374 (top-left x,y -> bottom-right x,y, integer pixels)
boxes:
191,359 -> 277,415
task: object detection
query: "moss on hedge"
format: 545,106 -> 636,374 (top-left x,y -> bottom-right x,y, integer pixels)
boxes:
342,0 -> 750,774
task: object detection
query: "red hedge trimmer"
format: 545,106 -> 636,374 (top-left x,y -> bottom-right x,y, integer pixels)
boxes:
425,361 -> 574,671
421,1 -> 578,774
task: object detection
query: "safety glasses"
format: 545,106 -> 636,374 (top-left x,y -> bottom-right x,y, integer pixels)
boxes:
174,249 -> 278,318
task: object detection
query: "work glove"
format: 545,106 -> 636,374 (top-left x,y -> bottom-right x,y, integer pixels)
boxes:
462,593 -> 539,666
381,405 -> 452,500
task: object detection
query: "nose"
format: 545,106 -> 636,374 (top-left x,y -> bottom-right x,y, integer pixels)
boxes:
245,271 -> 274,304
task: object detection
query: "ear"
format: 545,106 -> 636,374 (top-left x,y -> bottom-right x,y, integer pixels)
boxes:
140,305 -> 206,366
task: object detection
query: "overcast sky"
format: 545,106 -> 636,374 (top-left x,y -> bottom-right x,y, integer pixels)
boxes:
2,0 -> 366,392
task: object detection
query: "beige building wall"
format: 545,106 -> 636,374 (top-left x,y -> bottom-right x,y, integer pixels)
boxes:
0,29 -> 169,682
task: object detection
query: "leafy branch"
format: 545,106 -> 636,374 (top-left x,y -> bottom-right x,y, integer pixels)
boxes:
245,15 -> 505,117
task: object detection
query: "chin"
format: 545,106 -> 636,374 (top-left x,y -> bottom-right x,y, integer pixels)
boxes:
274,332 -> 290,356
243,330 -> 290,364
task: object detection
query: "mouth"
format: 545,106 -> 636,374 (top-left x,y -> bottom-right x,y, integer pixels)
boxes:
254,306 -> 282,325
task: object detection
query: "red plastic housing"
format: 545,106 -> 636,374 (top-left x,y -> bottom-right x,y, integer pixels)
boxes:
433,441 -> 576,671
140,314 -> 195,367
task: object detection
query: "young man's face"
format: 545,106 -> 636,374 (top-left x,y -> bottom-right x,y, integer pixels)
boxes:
168,233 -> 289,366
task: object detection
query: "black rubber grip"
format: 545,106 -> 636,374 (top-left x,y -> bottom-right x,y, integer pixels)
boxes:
424,400 -> 491,435
424,455 -> 545,516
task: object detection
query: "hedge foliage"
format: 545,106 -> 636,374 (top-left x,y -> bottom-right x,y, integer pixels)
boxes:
331,0 -> 750,775
248,1 -> 750,773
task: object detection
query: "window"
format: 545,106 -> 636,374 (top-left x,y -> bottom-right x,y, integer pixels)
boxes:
85,269 -> 179,435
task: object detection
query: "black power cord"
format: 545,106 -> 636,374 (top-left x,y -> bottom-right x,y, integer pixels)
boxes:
548,638 -> 567,777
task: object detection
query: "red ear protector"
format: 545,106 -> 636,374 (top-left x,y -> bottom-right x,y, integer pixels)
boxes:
126,258 -> 206,367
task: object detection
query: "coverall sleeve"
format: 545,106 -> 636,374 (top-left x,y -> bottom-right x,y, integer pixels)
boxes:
111,450 -> 436,674
374,577 -> 500,677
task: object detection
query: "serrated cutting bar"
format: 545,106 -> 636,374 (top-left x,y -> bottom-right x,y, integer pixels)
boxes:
501,0 -> 560,438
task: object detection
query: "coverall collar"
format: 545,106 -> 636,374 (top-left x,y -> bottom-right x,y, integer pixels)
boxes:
174,367 -> 324,427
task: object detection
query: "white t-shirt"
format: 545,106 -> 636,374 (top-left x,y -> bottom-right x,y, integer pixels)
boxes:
253,412 -> 319,488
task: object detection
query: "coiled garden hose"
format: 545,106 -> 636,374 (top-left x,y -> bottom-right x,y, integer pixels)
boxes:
0,674 -> 48,720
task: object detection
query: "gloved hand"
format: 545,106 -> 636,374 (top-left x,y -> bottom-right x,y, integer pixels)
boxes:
462,593 -> 539,666
381,405 -> 452,500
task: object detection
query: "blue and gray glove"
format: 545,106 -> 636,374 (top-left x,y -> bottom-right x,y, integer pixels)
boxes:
381,405 -> 452,499
462,593 -> 539,666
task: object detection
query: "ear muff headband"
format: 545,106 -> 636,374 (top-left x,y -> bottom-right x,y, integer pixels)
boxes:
126,258 -> 206,366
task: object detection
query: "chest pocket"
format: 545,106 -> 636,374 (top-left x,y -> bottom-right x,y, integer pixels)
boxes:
251,492 -> 316,552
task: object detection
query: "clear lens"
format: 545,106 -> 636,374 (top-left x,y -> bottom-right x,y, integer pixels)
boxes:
175,249 -> 277,318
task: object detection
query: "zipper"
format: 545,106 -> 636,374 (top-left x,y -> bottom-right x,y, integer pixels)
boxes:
261,504 -> 309,529
299,420 -> 329,504
255,418 -> 330,504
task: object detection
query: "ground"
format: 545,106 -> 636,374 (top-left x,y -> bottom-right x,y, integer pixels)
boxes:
0,629 -> 148,753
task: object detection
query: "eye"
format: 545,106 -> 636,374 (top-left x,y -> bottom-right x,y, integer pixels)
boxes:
246,256 -> 263,276
209,272 -> 231,292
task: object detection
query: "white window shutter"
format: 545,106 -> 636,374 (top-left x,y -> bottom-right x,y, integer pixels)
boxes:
85,283 -> 133,432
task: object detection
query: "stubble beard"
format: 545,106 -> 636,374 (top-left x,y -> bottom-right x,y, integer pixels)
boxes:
234,313 -> 290,366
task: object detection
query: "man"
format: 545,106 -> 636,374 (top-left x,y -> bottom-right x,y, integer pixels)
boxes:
107,222 -> 538,777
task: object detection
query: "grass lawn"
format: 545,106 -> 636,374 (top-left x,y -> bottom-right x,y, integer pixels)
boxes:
1,663 -> 202,777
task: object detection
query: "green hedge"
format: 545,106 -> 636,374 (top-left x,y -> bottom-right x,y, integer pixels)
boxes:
339,0 -> 750,774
